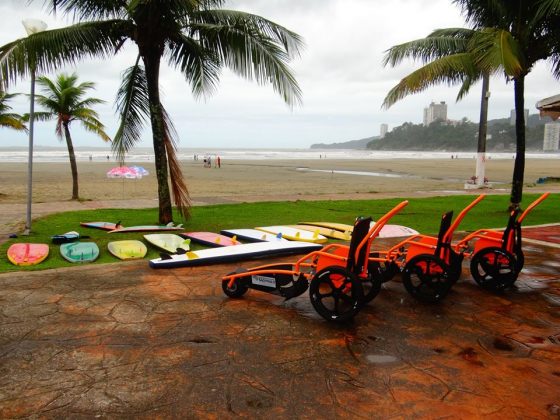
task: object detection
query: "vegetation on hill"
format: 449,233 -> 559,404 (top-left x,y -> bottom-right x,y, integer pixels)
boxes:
367,115 -> 550,152
310,136 -> 376,149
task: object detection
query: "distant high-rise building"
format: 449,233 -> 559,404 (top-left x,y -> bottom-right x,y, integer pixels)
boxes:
380,123 -> 388,138
423,101 -> 447,126
543,122 -> 560,151
510,109 -> 529,126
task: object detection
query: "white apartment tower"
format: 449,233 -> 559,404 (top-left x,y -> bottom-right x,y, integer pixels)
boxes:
380,123 -> 388,138
543,122 -> 560,151
423,101 -> 447,126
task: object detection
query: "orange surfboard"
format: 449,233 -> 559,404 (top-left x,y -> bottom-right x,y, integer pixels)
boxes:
7,243 -> 49,266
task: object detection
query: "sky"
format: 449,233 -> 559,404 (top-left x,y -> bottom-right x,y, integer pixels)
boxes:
0,0 -> 558,149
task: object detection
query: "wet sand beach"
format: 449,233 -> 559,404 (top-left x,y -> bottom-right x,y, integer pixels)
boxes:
0,157 -> 558,205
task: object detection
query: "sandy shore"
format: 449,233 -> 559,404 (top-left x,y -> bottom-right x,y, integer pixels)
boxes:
0,157 -> 558,205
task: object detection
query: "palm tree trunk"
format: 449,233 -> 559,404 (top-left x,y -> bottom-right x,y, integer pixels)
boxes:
510,75 -> 526,210
63,122 -> 79,200
475,73 -> 490,186
142,52 -> 173,224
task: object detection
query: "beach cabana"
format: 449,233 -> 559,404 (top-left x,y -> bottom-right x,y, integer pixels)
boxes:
536,94 -> 560,120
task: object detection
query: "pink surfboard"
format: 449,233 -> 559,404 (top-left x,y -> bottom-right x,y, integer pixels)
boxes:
180,232 -> 241,247
7,243 -> 49,266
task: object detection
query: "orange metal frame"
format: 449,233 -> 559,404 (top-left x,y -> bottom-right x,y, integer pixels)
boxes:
370,194 -> 486,268
223,201 -> 409,289
454,192 -> 550,257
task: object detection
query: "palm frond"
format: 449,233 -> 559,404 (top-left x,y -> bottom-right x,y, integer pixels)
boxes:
0,20 -> 131,88
469,28 -> 524,77
21,111 -> 55,123
383,28 -> 478,68
191,9 -> 303,107
48,0 -> 128,21
0,115 -> 27,131
161,105 -> 191,219
80,119 -> 111,142
165,33 -> 221,98
113,58 -> 150,165
383,53 -> 477,109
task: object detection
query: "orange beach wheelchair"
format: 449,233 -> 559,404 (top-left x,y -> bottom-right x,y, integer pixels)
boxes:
221,201 -> 409,323
453,192 -> 550,291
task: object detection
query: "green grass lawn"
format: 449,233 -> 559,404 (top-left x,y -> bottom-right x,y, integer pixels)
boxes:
1,192 -> 558,272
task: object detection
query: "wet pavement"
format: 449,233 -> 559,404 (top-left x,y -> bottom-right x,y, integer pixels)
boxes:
0,240 -> 559,418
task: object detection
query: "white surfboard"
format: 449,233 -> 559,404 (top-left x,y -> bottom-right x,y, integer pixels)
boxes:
149,241 -> 323,268
254,226 -> 328,244
221,229 -> 289,243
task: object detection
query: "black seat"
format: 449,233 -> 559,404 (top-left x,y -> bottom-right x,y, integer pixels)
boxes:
346,216 -> 373,274
434,211 -> 454,257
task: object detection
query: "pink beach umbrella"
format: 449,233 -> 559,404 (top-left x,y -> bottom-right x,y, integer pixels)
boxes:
106,166 -> 142,179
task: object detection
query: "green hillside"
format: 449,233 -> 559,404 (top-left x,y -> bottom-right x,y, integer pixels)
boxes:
367,115 -> 550,152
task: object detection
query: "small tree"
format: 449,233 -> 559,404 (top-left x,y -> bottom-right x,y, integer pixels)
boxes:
35,73 -> 110,200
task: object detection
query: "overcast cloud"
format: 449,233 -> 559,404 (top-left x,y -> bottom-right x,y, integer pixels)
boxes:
1,0 -> 558,149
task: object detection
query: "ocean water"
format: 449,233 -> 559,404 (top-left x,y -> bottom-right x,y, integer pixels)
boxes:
0,147 -> 558,163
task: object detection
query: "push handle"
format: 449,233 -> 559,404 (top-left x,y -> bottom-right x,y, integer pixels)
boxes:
517,192 -> 550,224
442,194 -> 486,243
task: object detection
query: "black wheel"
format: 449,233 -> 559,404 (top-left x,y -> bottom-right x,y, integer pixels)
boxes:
470,247 -> 518,291
222,269 -> 249,298
402,254 -> 452,303
309,266 -> 363,323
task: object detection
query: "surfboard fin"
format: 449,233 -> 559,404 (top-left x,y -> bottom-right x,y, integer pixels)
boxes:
175,248 -> 187,255
232,235 -> 238,244
276,232 -> 282,239
186,251 -> 199,260
160,252 -> 173,260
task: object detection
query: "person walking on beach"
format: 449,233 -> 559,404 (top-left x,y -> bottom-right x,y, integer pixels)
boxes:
217,156 -> 221,168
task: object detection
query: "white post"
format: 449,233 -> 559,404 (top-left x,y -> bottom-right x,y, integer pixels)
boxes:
22,19 -> 47,235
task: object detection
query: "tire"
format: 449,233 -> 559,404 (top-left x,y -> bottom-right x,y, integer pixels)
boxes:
402,254 -> 452,303
309,266 -> 363,323
470,247 -> 518,291
222,269 -> 249,298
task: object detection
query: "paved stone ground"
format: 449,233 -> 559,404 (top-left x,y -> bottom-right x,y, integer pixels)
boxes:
1,239 -> 559,417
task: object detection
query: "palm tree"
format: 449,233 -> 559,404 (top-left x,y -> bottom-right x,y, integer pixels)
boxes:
34,73 -> 110,200
0,92 -> 27,132
384,1 -> 560,208
0,0 -> 303,223
452,0 -> 560,209
382,28 -> 491,186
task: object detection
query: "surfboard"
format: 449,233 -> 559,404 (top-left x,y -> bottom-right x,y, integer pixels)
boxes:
51,231 -> 82,244
7,243 -> 49,266
108,240 -> 148,260
149,241 -> 323,269
60,242 -> 99,263
80,221 -> 122,231
220,229 -> 288,243
300,222 -> 353,232
180,232 -> 241,247
300,221 -> 419,238
254,226 -> 328,244
287,225 -> 351,240
144,234 -> 191,254
109,224 -> 183,234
